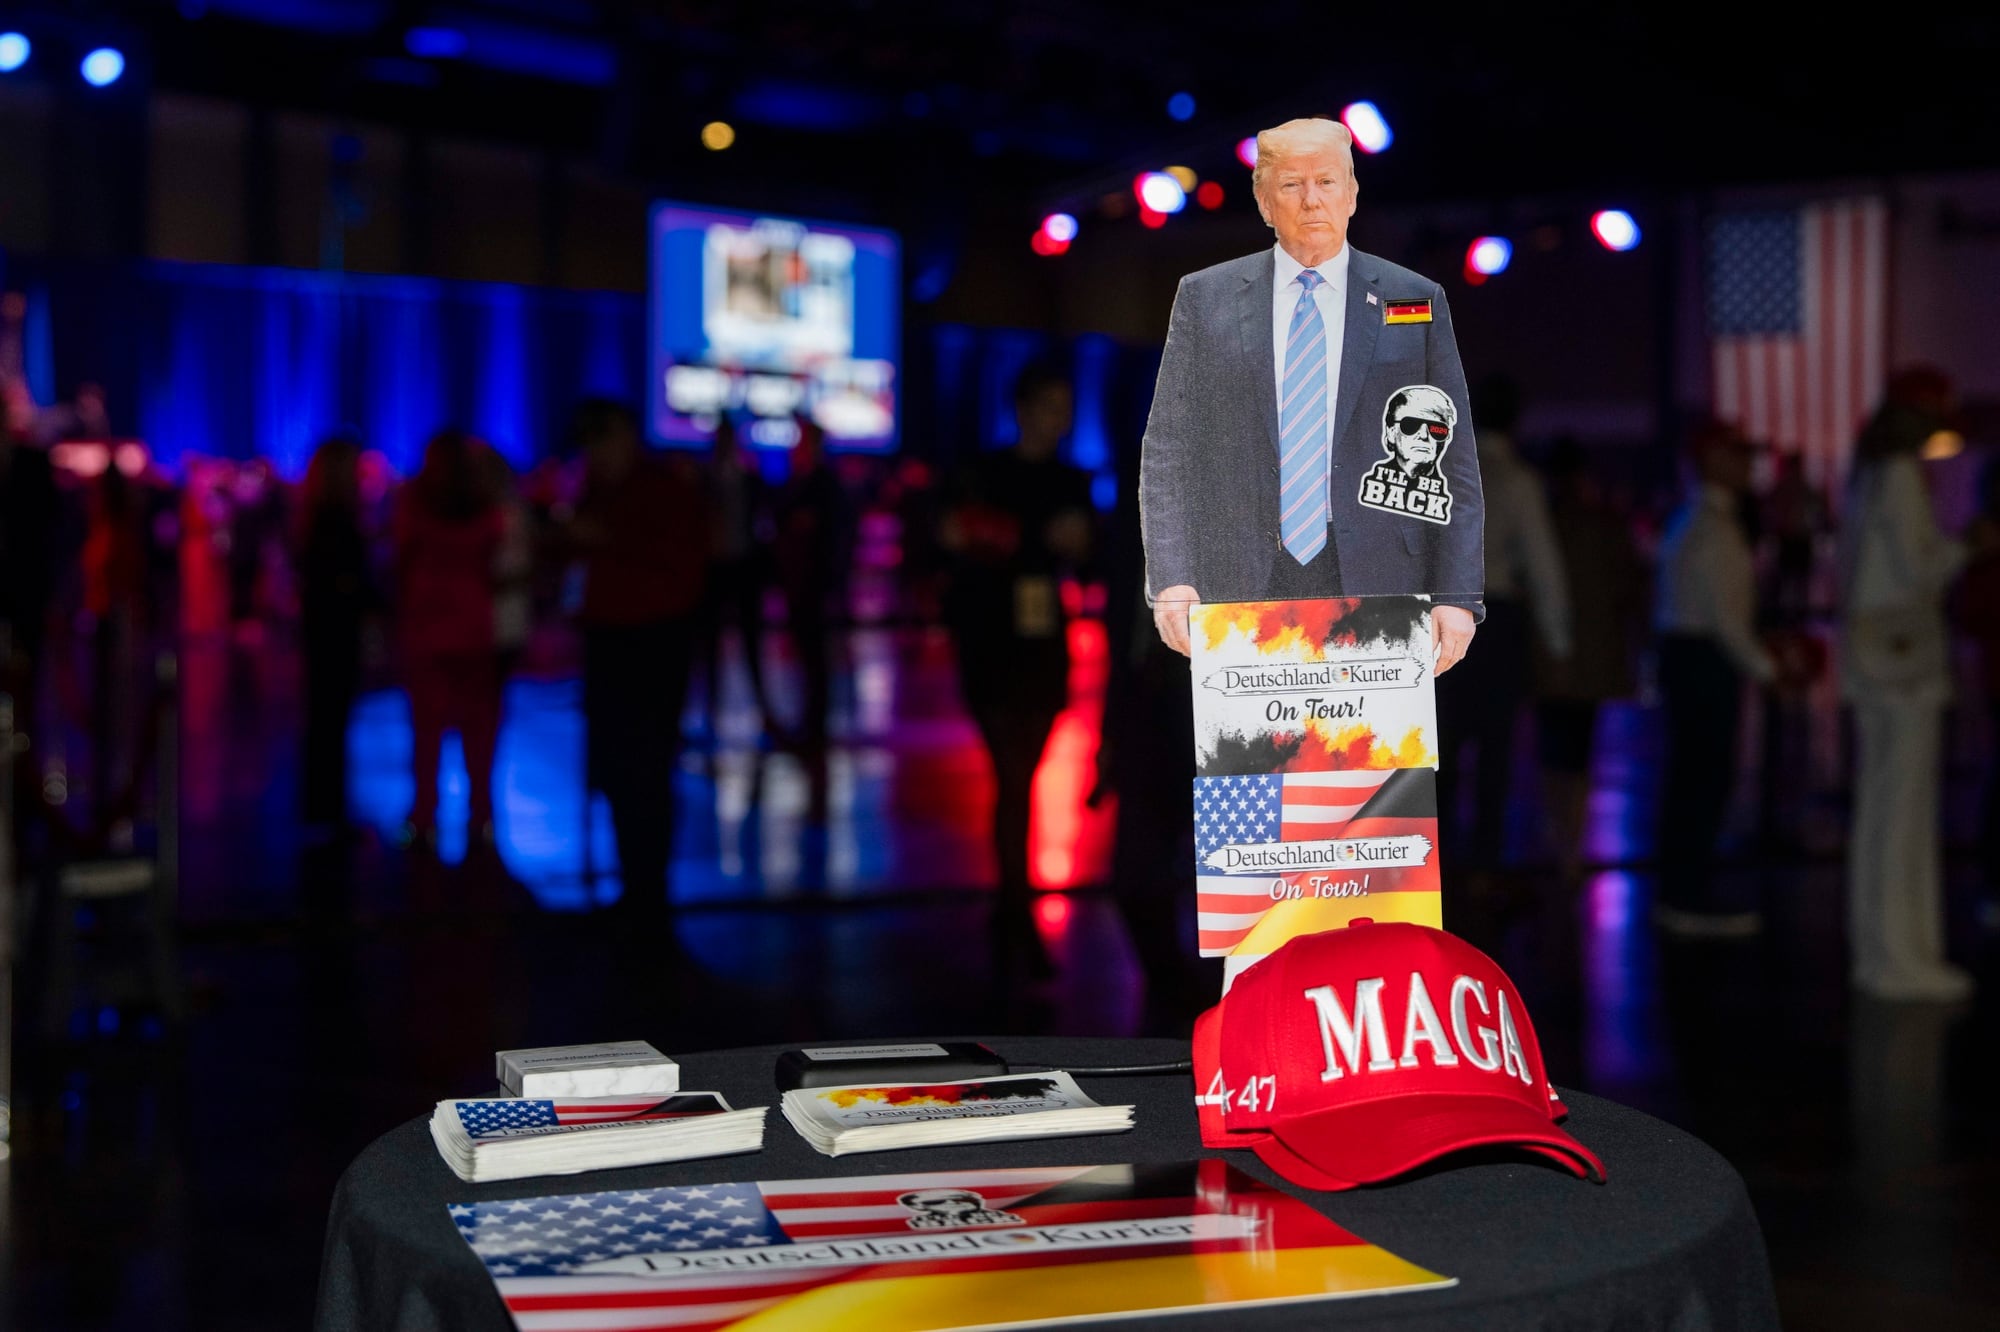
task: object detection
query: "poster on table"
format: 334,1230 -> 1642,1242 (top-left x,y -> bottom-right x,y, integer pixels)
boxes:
449,1161 -> 1452,1330
1189,596 -> 1442,989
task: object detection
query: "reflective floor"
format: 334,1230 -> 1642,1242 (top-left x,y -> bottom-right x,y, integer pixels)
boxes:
9,621 -> 2000,1330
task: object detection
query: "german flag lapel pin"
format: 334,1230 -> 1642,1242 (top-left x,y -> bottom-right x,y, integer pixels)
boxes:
1383,296 -> 1432,325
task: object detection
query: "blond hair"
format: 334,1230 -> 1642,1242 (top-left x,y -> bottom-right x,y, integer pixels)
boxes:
1251,117 -> 1356,200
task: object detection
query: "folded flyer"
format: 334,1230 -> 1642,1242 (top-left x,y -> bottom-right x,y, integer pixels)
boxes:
448,1161 -> 1455,1331
781,1071 -> 1133,1157
430,1092 -> 764,1183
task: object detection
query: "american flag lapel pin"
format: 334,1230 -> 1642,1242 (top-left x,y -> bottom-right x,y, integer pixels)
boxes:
1366,292 -> 1378,305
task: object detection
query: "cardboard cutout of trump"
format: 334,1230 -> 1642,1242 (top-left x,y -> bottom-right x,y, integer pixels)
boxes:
1139,118 -> 1485,672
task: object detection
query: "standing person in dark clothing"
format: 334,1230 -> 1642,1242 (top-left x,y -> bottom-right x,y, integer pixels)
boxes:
1097,478 -> 1208,1015
394,431 -> 505,849
942,363 -> 1094,973
82,453 -> 149,808
0,413 -> 55,684
702,416 -> 772,742
1653,423 -> 1787,937
772,417 -> 843,817
567,400 -> 710,919
1534,438 -> 1646,877
295,434 -> 375,835
1765,454 -> 1828,624
228,458 -> 281,636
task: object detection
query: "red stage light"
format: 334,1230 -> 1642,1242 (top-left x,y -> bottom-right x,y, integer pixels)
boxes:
1196,181 -> 1224,210
1030,230 -> 1070,256
1139,207 -> 1166,229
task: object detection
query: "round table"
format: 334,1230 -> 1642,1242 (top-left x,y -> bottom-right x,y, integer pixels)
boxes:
315,1036 -> 1778,1331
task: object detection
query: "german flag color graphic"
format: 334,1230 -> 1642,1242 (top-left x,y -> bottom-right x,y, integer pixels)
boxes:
451,1162 -> 1453,1330
1383,297 -> 1433,324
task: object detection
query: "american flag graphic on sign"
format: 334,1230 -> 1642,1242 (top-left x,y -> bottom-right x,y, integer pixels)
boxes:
450,1162 -> 1453,1330
1188,597 -> 1443,988
1194,771 -> 1394,855
1707,199 -> 1887,489
1194,768 -> 1435,958
454,1094 -> 727,1137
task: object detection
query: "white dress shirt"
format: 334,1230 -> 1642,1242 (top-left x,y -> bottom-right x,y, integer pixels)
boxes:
1655,483 -> 1774,682
1271,242 -> 1348,453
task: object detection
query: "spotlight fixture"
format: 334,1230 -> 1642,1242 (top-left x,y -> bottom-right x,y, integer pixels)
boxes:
0,32 -> 29,73
1590,209 -> 1641,251
1135,172 -> 1186,215
1341,101 -> 1393,154
1466,236 -> 1512,276
80,46 -> 125,88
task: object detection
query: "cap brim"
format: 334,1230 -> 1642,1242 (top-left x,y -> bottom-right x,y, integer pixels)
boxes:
1255,1092 -> 1606,1190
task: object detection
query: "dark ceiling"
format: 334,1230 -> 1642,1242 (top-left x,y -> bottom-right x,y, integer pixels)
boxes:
25,2 -> 2000,224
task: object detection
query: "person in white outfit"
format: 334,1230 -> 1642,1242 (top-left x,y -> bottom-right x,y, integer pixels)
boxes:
1839,377 -> 1973,1003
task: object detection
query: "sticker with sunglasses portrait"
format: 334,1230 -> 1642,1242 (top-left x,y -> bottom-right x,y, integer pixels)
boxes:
1357,384 -> 1456,525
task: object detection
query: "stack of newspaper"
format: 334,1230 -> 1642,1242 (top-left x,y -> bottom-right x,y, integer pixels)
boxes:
782,1071 -> 1134,1157
431,1091 -> 765,1183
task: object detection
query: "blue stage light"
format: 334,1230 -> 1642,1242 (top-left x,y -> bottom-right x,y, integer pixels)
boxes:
1167,91 -> 1196,122
1091,473 -> 1118,511
1467,236 -> 1512,276
80,47 -> 124,87
1041,212 -> 1078,244
1591,209 -> 1641,251
0,32 -> 29,73
405,26 -> 468,59
1342,101 -> 1393,154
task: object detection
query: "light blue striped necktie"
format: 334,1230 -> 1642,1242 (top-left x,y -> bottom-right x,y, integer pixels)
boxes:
1278,268 -> 1331,564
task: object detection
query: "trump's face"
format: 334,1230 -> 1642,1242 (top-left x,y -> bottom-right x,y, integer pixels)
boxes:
1258,147 -> 1357,267
1386,411 -> 1451,472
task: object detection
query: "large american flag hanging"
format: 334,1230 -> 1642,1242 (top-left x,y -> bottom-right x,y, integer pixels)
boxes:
1706,199 -> 1887,489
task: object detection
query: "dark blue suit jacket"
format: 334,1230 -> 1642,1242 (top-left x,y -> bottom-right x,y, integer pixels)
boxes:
1139,246 -> 1485,616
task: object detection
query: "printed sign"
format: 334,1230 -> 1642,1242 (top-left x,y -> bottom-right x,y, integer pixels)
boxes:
1190,597 -> 1443,989
448,1161 -> 1454,1330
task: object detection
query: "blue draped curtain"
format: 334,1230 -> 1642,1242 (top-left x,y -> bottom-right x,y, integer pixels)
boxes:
27,260 -> 644,477
16,256 -> 1154,497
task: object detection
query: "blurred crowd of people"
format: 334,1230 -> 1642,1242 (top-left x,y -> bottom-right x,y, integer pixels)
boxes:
1439,365 -> 1988,1006
4,275 -> 1995,1008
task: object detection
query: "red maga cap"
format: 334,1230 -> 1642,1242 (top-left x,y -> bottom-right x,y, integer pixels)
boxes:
1194,921 -> 1605,1190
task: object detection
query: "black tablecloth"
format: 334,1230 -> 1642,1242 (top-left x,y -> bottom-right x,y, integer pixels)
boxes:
315,1036 -> 1779,1331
